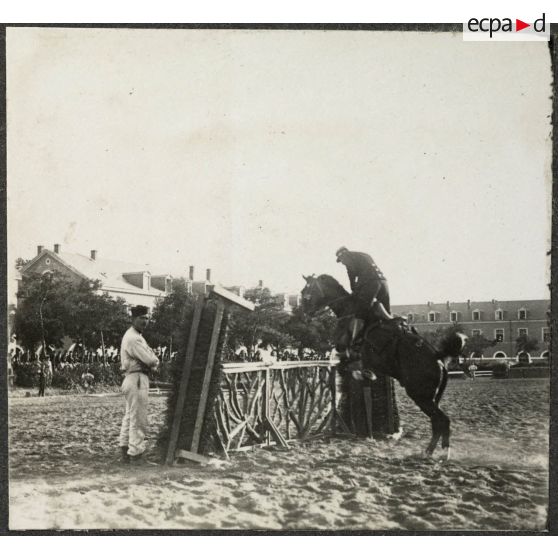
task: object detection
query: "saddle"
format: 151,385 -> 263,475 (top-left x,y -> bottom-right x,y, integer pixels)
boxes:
358,317 -> 421,368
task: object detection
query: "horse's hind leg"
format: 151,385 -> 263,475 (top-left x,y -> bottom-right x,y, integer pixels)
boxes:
409,396 -> 449,458
426,408 -> 450,459
440,410 -> 451,459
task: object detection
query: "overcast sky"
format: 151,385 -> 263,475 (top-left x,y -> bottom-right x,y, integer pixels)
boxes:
7,28 -> 552,304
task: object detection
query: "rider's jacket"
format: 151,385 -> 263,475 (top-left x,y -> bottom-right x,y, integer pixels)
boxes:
342,251 -> 386,290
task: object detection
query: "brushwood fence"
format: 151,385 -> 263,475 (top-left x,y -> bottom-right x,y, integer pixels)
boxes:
214,360 -> 337,454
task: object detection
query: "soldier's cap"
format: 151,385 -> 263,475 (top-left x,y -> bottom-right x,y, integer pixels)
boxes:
131,305 -> 149,318
336,246 -> 349,262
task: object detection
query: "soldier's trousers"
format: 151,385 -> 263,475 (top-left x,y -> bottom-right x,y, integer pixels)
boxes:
119,372 -> 149,456
354,279 -> 390,319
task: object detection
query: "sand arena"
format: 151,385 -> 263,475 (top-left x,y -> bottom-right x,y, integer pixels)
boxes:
8,377 -> 548,531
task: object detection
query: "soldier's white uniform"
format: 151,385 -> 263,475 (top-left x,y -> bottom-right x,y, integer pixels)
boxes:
118,326 -> 159,457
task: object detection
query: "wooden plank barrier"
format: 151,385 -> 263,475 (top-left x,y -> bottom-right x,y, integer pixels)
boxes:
165,287 -> 254,466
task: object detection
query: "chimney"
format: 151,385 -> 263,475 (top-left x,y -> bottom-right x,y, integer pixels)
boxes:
37,245 -> 44,255
189,266 -> 194,280
446,301 -> 450,309
206,268 -> 211,282
54,244 -> 60,254
90,250 -> 97,261
258,280 -> 263,288
427,301 -> 432,307
467,299 -> 471,309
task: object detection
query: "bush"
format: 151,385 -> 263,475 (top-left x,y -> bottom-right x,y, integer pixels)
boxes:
12,359 -> 173,391
13,363 -> 41,388
492,362 -> 510,378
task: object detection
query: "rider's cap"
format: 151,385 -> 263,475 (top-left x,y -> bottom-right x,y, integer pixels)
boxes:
336,246 -> 349,262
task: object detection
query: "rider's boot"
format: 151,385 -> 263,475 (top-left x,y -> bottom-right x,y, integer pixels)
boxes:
347,318 -> 365,362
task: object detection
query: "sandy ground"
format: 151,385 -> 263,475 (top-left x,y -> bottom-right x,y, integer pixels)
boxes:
8,378 -> 549,531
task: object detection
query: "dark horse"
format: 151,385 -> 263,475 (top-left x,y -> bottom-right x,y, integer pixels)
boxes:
301,274 -> 466,459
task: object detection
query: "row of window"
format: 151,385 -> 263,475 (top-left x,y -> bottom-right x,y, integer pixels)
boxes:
469,327 -> 550,342
410,308 -> 536,323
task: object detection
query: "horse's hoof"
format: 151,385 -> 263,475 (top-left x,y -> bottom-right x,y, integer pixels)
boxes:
443,447 -> 451,461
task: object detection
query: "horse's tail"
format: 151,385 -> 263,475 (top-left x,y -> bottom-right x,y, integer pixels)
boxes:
438,332 -> 467,359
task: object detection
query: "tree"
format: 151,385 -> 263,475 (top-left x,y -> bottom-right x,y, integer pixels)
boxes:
464,334 -> 496,358
145,278 -> 195,350
285,306 -> 337,357
515,334 -> 539,355
422,323 -> 465,348
226,287 -> 292,356
14,271 -> 129,353
15,272 -> 74,350
15,257 -> 30,269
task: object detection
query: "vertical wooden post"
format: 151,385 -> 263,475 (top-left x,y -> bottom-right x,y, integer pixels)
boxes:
165,297 -> 205,465
329,366 -> 337,435
386,377 -> 395,433
263,368 -> 271,446
363,382 -> 373,438
262,367 -> 289,448
190,300 -> 225,454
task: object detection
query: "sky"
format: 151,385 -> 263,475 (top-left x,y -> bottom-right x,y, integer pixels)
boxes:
6,27 -> 552,304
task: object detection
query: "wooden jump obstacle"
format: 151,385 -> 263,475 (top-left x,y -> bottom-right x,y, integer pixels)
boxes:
164,285 -> 397,465
165,285 -> 255,465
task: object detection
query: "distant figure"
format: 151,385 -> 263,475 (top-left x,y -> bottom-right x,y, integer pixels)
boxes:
467,363 -> 478,380
118,305 -> 159,465
81,371 -> 95,393
38,360 -> 47,397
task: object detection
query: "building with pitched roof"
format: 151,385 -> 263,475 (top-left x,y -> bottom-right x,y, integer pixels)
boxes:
18,244 -> 173,311
391,299 -> 550,359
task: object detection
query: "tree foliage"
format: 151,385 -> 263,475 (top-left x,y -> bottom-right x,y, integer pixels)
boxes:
145,278 -> 195,349
464,333 -> 497,357
285,306 -> 337,356
227,287 -> 294,355
14,271 -> 129,351
515,334 -> 539,354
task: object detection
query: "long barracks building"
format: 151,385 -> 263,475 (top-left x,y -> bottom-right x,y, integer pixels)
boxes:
391,299 -> 550,360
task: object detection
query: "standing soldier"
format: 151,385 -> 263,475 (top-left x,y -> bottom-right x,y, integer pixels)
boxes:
38,359 -> 47,397
118,305 -> 159,464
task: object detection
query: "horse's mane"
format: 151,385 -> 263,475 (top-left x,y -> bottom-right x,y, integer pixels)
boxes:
316,274 -> 350,297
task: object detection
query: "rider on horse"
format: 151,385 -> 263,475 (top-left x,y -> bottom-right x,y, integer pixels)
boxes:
336,246 -> 393,355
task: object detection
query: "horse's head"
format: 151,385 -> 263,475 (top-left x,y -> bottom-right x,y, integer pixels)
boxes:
300,274 -> 327,316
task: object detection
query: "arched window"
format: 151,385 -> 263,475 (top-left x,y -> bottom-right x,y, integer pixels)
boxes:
541,350 -> 549,359
494,351 -> 507,359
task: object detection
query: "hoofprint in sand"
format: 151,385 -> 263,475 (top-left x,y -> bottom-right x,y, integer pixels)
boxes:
9,378 -> 548,531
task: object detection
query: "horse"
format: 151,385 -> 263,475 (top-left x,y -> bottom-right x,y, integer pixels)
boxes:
301,274 -> 466,459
